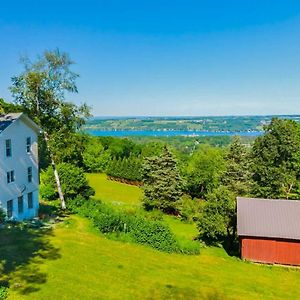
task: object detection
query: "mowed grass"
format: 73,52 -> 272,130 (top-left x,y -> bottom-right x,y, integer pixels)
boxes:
5,216 -> 300,300
3,173 -> 300,299
86,173 -> 142,206
86,173 -> 198,239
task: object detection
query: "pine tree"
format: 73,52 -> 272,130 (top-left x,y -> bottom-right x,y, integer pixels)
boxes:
142,147 -> 183,213
223,136 -> 250,196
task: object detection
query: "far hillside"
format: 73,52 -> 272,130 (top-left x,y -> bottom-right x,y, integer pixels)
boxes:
84,115 -> 300,132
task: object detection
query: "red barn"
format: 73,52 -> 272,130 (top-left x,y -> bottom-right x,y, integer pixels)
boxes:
237,197 -> 300,266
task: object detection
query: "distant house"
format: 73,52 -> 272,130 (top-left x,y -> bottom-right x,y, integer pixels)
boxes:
0,113 -> 40,221
237,197 -> 300,266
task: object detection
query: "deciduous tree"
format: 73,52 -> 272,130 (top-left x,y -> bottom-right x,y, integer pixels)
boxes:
186,145 -> 226,198
251,118 -> 300,199
198,186 -> 236,244
10,49 -> 91,209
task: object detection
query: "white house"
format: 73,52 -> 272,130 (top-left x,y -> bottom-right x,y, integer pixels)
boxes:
0,113 -> 40,221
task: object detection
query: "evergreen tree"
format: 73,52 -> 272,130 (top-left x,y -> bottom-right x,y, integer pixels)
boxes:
142,147 -> 183,213
223,136 -> 250,196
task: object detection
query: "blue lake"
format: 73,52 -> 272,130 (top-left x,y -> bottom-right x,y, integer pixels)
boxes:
86,130 -> 263,137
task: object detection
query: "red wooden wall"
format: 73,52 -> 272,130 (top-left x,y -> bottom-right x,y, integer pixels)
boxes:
241,237 -> 300,266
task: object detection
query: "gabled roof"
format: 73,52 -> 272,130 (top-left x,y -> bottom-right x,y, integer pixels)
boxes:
237,197 -> 300,241
0,113 -> 40,134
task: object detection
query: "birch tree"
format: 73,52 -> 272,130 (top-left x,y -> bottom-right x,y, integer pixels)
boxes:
10,49 -> 91,209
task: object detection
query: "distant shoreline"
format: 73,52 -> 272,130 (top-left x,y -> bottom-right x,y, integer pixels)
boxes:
86,129 -> 263,137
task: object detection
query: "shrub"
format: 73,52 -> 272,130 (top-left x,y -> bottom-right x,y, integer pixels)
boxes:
0,209 -> 6,224
74,199 -> 199,254
40,163 -> 95,201
83,137 -> 111,172
93,211 -> 126,233
39,182 -> 57,201
177,195 -> 203,223
130,217 -> 179,252
38,201 -> 60,219
0,286 -> 8,300
67,195 -> 87,213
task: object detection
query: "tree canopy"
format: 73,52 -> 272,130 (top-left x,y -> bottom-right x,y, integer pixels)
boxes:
251,118 -> 300,199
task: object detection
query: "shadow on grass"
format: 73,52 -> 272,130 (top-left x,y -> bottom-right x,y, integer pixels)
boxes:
0,221 -> 61,295
221,237 -> 240,258
200,236 -> 240,258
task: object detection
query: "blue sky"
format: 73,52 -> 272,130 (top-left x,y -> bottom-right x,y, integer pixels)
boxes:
1,1 -> 300,116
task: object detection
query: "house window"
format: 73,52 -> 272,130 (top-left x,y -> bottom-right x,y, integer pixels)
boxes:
5,139 -> 11,157
28,192 -> 33,209
18,196 -> 23,214
7,199 -> 13,218
7,170 -> 15,183
28,167 -> 32,183
26,137 -> 31,153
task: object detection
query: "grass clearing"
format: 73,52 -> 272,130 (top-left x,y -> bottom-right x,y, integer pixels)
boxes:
86,173 -> 198,242
86,173 -> 142,206
2,173 -> 300,299
3,216 -> 300,300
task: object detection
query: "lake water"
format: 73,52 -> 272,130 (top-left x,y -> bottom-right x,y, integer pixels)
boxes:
86,130 -> 263,137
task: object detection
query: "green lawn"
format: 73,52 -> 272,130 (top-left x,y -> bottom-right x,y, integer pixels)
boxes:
86,173 -> 198,240
86,173 -> 142,206
2,173 -> 300,299
4,216 -> 300,300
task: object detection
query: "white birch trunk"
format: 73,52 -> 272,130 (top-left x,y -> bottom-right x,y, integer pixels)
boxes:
43,132 -> 66,210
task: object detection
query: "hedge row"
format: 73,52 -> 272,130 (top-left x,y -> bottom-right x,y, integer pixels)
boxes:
69,197 -> 200,255
106,156 -> 142,181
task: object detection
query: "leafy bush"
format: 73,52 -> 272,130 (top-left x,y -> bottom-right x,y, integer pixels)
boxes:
0,286 -> 8,300
39,182 -> 57,201
40,163 -> 95,201
0,209 -> 6,224
83,137 -> 111,172
129,217 -> 179,252
198,186 -> 236,244
93,210 -> 126,233
72,198 -> 199,254
38,201 -> 60,219
177,195 -> 203,223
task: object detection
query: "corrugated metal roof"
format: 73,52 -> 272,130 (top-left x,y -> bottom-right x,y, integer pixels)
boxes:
0,113 -> 22,133
237,197 -> 300,240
